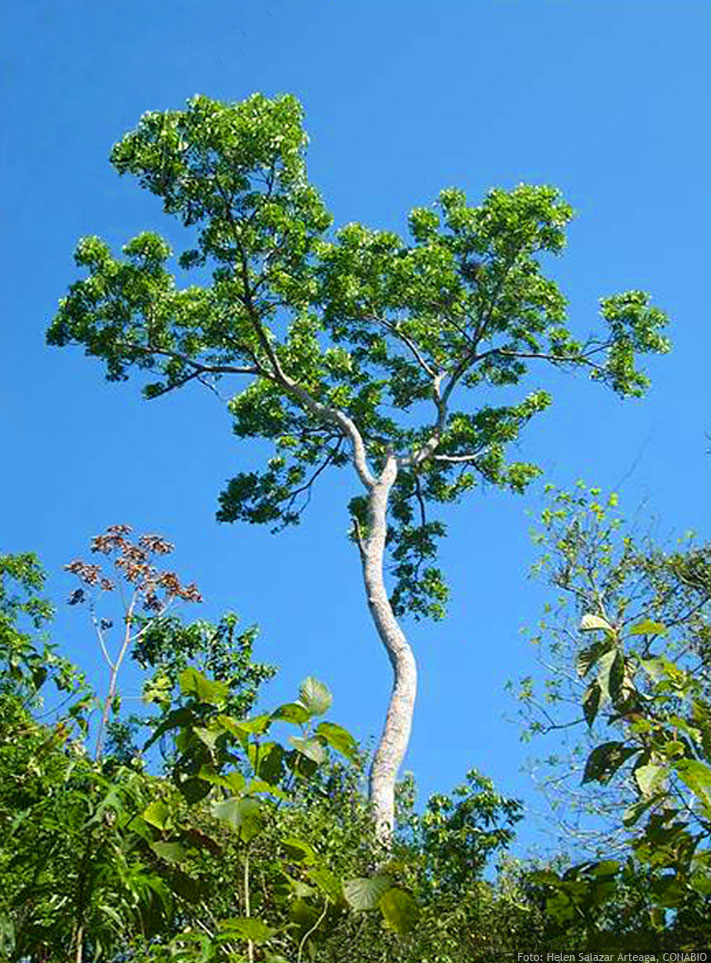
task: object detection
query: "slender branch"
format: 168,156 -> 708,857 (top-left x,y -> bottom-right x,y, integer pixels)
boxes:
243,848 -> 253,963
279,438 -> 345,523
297,899 -> 329,963
89,597 -> 114,670
473,344 -> 608,375
433,452 -> 485,464
367,313 -> 439,379
95,591 -> 137,760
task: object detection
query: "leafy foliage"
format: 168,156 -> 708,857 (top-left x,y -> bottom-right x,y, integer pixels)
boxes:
47,93 -> 669,621
519,485 -> 711,947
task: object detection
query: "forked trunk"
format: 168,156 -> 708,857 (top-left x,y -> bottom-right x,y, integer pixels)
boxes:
361,455 -> 418,843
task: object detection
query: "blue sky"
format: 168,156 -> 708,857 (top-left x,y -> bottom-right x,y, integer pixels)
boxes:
3,1 -> 710,854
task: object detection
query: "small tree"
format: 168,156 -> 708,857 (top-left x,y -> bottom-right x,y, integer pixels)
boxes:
522,486 -> 711,947
48,93 -> 669,838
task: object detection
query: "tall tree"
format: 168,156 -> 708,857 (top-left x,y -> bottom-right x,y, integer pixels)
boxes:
48,93 -> 669,838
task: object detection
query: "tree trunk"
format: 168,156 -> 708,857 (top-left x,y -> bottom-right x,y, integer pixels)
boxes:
361,454 -> 418,843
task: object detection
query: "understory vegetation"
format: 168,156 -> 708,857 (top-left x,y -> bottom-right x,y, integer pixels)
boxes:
2,487 -> 710,961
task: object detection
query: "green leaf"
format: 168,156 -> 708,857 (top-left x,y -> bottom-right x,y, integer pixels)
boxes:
343,875 -> 392,910
689,872 -> 711,896
628,618 -> 667,636
582,741 -> 639,785
582,681 -> 601,729
379,888 -> 419,934
577,639 -> 615,677
634,762 -> 666,797
211,797 -> 265,841
298,677 -> 333,716
650,875 -> 686,908
528,870 -> 563,887
231,713 -> 272,735
150,841 -> 186,864
281,837 -> 317,864
623,794 -> 660,828
194,726 -> 222,751
596,647 -> 622,704
675,760 -> 711,811
249,741 -> 284,784
178,667 -> 228,706
142,799 -> 169,830
607,650 -> 626,708
309,867 -> 343,903
289,735 -> 327,765
219,917 -> 275,944
579,613 -> 614,633
315,721 -> 359,761
271,701 -> 311,724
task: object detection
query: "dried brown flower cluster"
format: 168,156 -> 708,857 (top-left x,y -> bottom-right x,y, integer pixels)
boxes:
66,524 -> 202,612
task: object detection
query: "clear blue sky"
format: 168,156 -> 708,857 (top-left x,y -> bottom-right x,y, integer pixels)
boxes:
3,1 -> 710,855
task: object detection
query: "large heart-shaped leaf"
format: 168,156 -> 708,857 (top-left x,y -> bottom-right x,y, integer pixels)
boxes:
298,677 -> 332,716
211,796 -> 265,841
343,875 -> 391,911
316,722 -> 359,761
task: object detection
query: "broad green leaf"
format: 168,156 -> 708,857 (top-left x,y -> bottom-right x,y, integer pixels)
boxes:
596,647 -> 622,704
211,796 -> 265,841
232,713 -> 272,735
309,867 -> 343,902
634,762 -> 665,797
343,875 -> 392,911
582,741 -> 639,785
271,701 -> 310,724
650,875 -> 686,908
247,779 -> 288,800
579,613 -> 613,633
219,917 -> 275,944
143,706 -> 194,751
675,760 -> 711,811
628,618 -> 666,636
193,726 -> 222,751
289,735 -> 327,765
379,887 -> 419,934
577,639 -> 614,678
255,743 -> 285,784
178,667 -> 228,706
281,837 -> 317,863
142,799 -> 169,830
528,870 -> 563,887
298,676 -> 333,716
150,841 -> 186,864
640,655 -> 677,681
315,721 -> 359,761
689,872 -> 711,896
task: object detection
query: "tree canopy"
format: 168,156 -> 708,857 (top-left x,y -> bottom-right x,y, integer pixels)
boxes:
47,92 -> 670,839
48,93 -> 669,618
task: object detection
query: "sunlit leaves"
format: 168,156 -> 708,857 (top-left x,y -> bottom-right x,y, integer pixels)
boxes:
49,94 -> 670,628
343,875 -> 392,910
298,676 -> 333,716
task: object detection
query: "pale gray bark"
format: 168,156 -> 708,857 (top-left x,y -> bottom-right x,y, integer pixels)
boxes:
360,455 -> 418,842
